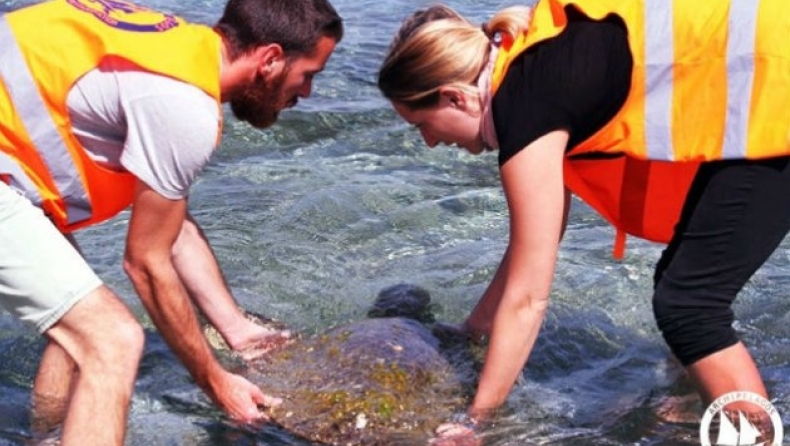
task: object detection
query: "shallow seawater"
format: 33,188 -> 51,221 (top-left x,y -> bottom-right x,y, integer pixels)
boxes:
1,0 -> 789,444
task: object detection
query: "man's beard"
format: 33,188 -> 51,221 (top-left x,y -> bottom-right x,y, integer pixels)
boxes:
230,66 -> 289,129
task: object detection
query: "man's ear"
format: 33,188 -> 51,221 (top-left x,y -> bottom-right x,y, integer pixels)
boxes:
255,44 -> 286,78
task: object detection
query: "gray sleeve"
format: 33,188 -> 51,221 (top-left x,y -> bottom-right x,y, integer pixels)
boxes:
118,73 -> 221,200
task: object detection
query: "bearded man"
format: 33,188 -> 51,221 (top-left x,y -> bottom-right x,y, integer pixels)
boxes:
0,0 -> 342,444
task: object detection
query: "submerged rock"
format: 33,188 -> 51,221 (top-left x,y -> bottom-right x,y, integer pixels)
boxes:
207,284 -> 480,445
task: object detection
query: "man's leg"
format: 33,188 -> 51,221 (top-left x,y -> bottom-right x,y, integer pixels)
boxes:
653,157 -> 790,403
44,285 -> 143,445
31,233 -> 84,437
0,183 -> 144,445
31,342 -> 76,437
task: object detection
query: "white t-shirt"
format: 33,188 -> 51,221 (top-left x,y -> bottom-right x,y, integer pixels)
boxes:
66,60 -> 221,200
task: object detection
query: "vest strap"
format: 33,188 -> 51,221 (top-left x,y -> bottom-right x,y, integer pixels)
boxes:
0,15 -> 92,225
613,229 -> 626,260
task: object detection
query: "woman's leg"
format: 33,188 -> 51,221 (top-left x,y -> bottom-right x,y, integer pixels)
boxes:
652,156 -> 790,403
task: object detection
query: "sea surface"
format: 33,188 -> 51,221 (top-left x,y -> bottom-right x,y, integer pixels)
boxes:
1,0 -> 789,445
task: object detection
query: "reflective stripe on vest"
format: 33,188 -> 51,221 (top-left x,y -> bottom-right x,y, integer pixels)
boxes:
493,0 -> 790,163
644,0 -> 760,161
0,151 -> 41,201
0,16 -> 91,225
723,0 -> 759,159
490,0 -> 789,256
642,2 -> 673,160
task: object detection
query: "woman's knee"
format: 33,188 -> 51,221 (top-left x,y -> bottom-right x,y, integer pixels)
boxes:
652,289 -> 739,366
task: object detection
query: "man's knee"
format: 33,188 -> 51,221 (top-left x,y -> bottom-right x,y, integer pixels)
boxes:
89,302 -> 143,371
652,290 -> 739,366
51,286 -> 144,371
99,311 -> 144,367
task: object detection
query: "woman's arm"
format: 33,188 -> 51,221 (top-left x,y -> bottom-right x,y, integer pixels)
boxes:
465,176 -> 571,342
465,190 -> 570,341
464,244 -> 511,341
469,130 -> 569,416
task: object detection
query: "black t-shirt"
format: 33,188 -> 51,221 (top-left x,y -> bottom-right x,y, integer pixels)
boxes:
494,7 -> 633,166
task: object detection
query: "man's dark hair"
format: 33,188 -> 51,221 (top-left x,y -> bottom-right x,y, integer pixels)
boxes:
214,0 -> 343,60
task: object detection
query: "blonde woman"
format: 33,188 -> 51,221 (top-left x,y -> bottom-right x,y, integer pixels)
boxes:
379,0 -> 790,441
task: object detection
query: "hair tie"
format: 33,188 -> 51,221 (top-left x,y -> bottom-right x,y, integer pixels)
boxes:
481,23 -> 503,45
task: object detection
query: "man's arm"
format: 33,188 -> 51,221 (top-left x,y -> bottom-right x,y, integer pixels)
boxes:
171,214 -> 290,354
123,181 -> 279,421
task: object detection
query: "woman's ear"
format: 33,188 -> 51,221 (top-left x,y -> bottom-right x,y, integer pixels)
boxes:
438,86 -> 470,111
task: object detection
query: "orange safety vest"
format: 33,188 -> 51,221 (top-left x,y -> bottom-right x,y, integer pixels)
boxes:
491,0 -> 790,258
0,0 -> 222,232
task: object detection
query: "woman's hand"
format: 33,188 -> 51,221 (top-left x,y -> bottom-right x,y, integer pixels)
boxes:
431,321 -> 487,345
430,413 -> 482,446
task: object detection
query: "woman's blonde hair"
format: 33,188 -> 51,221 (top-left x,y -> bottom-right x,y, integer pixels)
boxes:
378,4 -> 531,109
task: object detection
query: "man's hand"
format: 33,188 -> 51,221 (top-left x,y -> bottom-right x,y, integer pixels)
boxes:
203,310 -> 294,361
235,327 -> 293,361
208,370 -> 281,423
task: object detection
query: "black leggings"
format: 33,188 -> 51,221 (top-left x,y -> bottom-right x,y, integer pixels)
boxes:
652,156 -> 790,366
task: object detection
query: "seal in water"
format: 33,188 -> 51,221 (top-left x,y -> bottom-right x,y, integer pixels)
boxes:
206,284 -> 481,445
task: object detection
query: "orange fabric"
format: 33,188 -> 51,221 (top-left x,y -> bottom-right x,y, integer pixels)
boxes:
526,0 -> 790,162
562,156 -> 699,258
492,0 -> 790,256
0,0 -> 222,231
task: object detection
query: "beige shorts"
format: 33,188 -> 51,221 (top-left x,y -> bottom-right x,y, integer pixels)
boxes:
0,183 -> 102,333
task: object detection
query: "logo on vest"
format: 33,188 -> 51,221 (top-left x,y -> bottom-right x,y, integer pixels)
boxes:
67,0 -> 179,32
699,392 -> 783,446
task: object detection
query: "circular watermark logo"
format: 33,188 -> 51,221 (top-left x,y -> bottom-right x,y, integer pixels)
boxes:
700,391 -> 783,446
